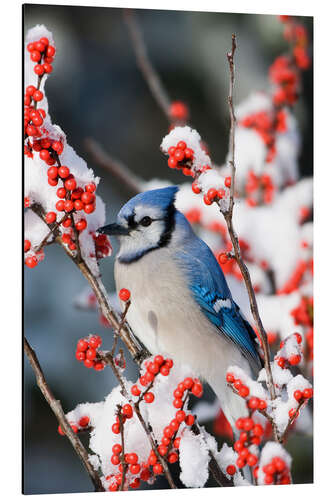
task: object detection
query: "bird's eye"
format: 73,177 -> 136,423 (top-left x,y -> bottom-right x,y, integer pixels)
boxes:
140,216 -> 152,227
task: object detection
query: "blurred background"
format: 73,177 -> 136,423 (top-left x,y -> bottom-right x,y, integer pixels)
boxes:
24,4 -> 313,494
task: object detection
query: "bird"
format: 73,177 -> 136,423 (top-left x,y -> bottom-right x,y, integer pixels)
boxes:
98,186 -> 263,429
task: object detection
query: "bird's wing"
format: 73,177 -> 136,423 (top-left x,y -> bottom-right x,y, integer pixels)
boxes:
175,235 -> 262,372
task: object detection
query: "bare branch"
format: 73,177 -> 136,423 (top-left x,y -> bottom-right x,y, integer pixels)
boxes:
123,9 -> 171,119
220,35 -> 277,409
24,337 -> 104,492
84,137 -> 145,196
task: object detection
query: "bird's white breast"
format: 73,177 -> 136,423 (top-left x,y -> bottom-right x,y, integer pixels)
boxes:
114,247 -> 250,407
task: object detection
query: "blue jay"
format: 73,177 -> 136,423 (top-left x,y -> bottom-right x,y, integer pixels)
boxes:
99,186 -> 262,428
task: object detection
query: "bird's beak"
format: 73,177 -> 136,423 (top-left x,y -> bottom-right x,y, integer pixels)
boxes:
97,223 -> 130,236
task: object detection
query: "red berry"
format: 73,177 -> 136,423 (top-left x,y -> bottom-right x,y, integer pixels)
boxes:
184,148 -> 194,159
168,156 -> 178,169
30,50 -> 41,62
239,385 -> 249,398
47,166 -> 58,179
233,379 -> 242,391
89,335 -> 101,349
122,404 -> 133,418
272,457 -> 286,472
52,141 -> 63,154
144,392 -> 155,403
264,473 -> 274,485
226,372 -> 235,383
46,45 -> 56,57
119,288 -> 130,301
174,437 -> 181,449
76,219 -> 87,232
235,418 -> 244,430
294,390 -> 303,401
24,240 -> 31,253
34,64 -> 44,76
58,166 -> 70,178
81,191 -> 94,204
207,188 -> 217,201
35,41 -> 46,52
33,90 -> 43,102
130,464 -> 141,474
56,187 -> 66,199
57,425 -> 65,436
303,387 -> 313,399
48,177 -> 58,187
64,200 -> 74,212
185,414 -> 195,426
169,101 -> 189,121
26,125 -> 37,136
247,454 -> 258,467
243,418 -> 254,431
289,354 -> 301,365
160,365 -> 170,376
258,399 -> 267,410
39,37 -> 49,46
84,359 -> 94,368
225,176 -> 231,188
203,194 -> 212,205
234,440 -> 243,452
77,339 -> 88,351
173,399 -> 183,409
148,362 -> 160,375
127,453 -> 138,465
62,217 -> 72,228
112,444 -> 122,455
174,148 -> 185,162
112,423 -> 120,434
236,457 -> 245,469
192,182 -> 201,194
131,385 -> 141,396
294,332 -> 303,344
74,200 -> 84,211
86,348 -> 96,360
191,382 -> 203,397
153,463 -> 163,475
248,397 -> 259,410
252,424 -> 264,436
79,416 -> 90,427
25,256 -> 38,268
176,410 -> 186,422
26,85 -> 36,95
43,63 -> 53,73
226,464 -> 236,475
62,233 -> 71,244
168,452 -> 178,464
72,187 -> 84,200
183,377 -> 194,389
65,177 -> 77,191
85,182 -> 96,193
111,454 -> 120,465
158,444 -> 168,456
154,355 -> 164,365
83,203 -> 95,214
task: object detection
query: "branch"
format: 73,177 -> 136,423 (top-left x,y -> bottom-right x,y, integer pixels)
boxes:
123,9 -> 171,119
220,35 -> 277,407
24,337 -> 104,492
84,137 -> 145,196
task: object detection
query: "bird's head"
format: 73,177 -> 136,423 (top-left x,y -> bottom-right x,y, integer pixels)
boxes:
98,186 -> 179,263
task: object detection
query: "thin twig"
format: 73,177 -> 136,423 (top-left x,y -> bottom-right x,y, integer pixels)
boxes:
84,137 -> 145,196
221,35 -> 277,412
123,9 -> 171,119
24,337 -> 104,492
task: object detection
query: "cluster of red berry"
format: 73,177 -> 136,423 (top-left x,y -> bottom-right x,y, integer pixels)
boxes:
75,335 -> 105,371
233,415 -> 264,470
192,180 -> 230,206
261,455 -> 291,485
107,355 -> 203,491
169,101 -> 189,123
275,332 -> 303,368
290,296 -> 313,328
280,17 -> 311,70
24,36 -> 55,141
226,372 -> 267,410
24,244 -> 44,268
58,415 -> 90,436
167,140 -> 194,176
277,259 -> 311,295
289,386 -> 313,420
244,170 -> 276,206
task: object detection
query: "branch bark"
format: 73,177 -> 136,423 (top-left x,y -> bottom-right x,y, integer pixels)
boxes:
24,337 -> 104,492
123,9 -> 171,119
220,35 -> 277,407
